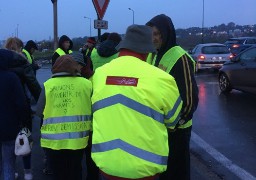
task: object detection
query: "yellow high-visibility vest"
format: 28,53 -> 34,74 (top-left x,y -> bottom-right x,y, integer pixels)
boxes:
91,50 -> 119,71
55,48 -> 72,56
91,56 -> 183,178
22,49 -> 33,64
41,76 -> 92,150
151,46 -> 196,128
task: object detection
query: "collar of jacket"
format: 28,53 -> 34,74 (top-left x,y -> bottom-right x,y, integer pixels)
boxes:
51,72 -> 82,78
118,49 -> 147,61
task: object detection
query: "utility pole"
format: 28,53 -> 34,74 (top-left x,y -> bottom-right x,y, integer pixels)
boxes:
52,0 -> 58,50
17,24 -> 19,38
97,15 -> 101,40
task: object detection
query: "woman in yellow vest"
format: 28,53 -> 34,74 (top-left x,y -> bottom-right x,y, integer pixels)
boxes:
52,35 -> 73,66
90,25 -> 183,180
37,53 -> 92,180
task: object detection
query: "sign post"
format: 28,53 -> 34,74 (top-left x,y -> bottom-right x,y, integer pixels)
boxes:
92,0 -> 110,39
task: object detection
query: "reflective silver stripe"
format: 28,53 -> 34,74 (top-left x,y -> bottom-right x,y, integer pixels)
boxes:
92,139 -> 168,165
165,96 -> 182,127
165,114 -> 181,128
43,115 -> 92,125
92,94 -> 164,124
41,131 -> 89,140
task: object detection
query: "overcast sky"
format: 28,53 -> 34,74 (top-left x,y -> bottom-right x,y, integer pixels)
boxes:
0,0 -> 255,41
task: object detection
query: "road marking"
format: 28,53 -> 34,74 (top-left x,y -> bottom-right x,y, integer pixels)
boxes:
191,132 -> 256,180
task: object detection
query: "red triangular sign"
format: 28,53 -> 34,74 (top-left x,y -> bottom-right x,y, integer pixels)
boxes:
92,0 -> 110,20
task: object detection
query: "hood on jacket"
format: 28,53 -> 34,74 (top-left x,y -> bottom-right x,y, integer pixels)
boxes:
24,40 -> 38,51
51,55 -> 79,75
99,32 -> 110,43
97,33 -> 121,57
0,49 -> 10,70
0,49 -> 28,70
58,35 -> 73,50
97,40 -> 119,57
146,14 -> 177,63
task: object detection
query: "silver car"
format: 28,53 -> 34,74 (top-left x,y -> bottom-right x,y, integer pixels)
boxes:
189,43 -> 233,71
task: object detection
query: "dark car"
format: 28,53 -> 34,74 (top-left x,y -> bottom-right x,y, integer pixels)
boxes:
189,43 -> 233,72
224,37 -> 256,56
218,45 -> 256,94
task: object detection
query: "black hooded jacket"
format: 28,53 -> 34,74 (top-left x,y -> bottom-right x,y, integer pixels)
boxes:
0,49 -> 30,141
0,49 -> 42,101
147,14 -> 199,125
52,35 -> 73,66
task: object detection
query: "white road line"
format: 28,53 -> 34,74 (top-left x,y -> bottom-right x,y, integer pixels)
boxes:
191,132 -> 256,180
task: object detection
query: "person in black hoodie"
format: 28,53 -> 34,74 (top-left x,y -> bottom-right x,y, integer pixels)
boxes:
146,14 -> 199,180
4,37 -> 42,102
52,35 -> 73,66
4,37 -> 42,180
0,48 -> 30,180
90,32 -> 121,71
80,33 -> 121,79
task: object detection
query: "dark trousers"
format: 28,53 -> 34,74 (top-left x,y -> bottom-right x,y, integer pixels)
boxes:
160,126 -> 192,180
23,153 -> 31,169
46,148 -> 84,180
85,132 -> 99,180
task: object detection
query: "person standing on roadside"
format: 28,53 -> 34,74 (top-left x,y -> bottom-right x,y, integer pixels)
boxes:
81,37 -> 96,59
146,14 -> 199,180
0,48 -> 30,180
3,37 -> 38,180
80,37 -> 97,72
90,24 -> 183,179
37,53 -> 92,180
22,40 -> 41,75
4,38 -> 41,101
91,32 -> 121,70
52,35 -> 73,66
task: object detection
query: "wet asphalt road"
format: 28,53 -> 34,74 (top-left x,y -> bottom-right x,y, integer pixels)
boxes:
13,66 -> 256,180
192,70 -> 256,180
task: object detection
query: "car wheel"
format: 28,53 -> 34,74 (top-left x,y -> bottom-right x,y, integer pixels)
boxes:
219,73 -> 232,93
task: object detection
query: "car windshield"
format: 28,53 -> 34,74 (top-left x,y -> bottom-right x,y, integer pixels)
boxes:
202,46 -> 230,54
224,39 -> 244,44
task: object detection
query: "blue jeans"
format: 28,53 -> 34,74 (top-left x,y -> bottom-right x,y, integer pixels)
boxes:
0,140 -> 16,180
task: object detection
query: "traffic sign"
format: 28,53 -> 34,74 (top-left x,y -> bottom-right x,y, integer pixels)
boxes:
94,20 -> 108,29
92,0 -> 110,20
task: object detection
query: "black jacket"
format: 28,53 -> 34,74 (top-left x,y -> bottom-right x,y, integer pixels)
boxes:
147,14 -> 199,125
0,49 -> 31,141
1,49 -> 42,101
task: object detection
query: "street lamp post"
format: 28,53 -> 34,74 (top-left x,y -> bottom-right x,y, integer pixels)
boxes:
202,0 -> 205,43
128,8 -> 134,24
16,24 -> 19,38
84,16 -> 92,37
